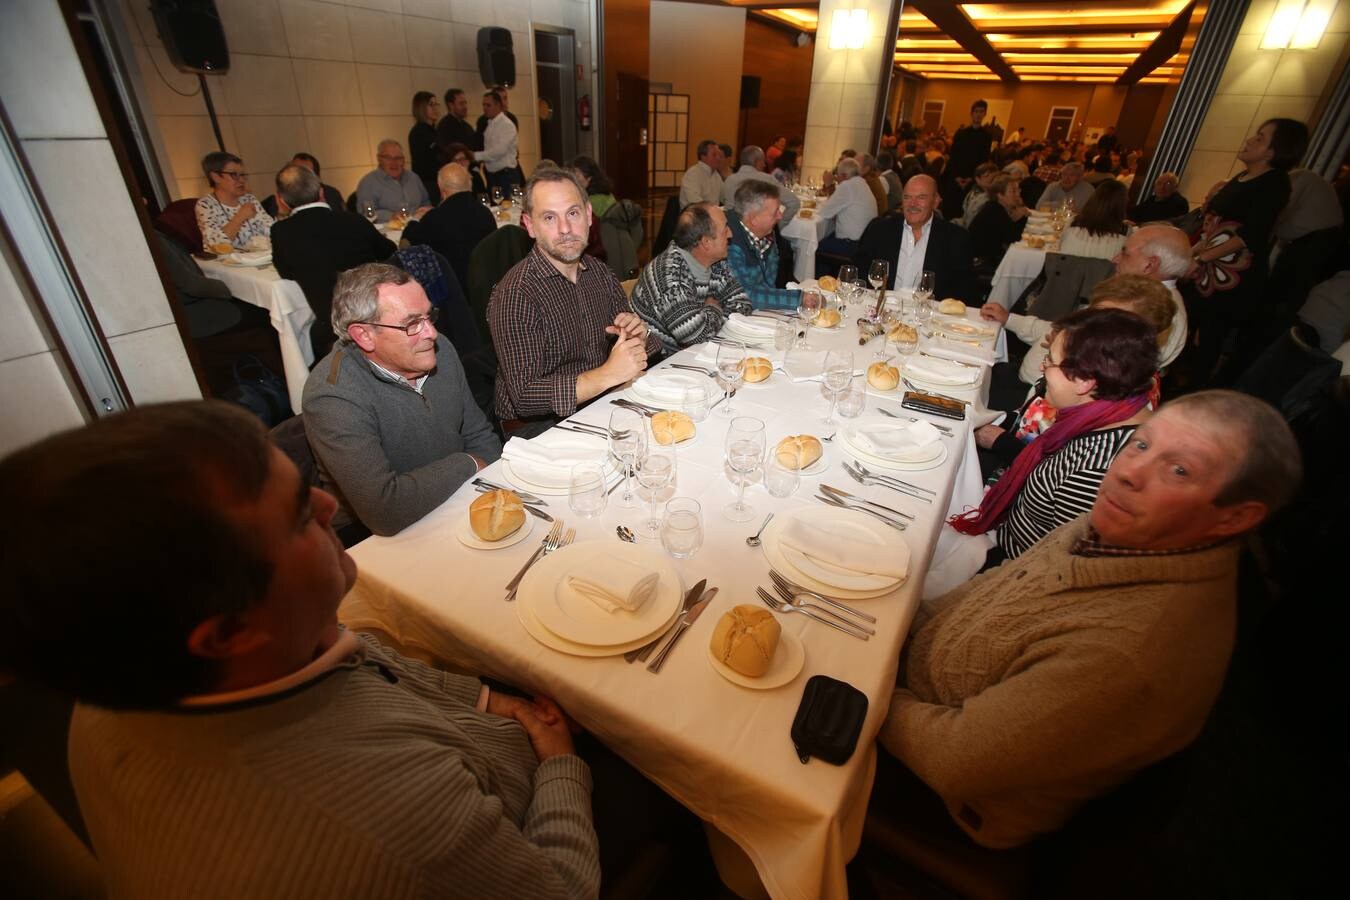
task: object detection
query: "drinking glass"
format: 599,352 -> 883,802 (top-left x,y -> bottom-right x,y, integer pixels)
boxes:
608,407 -> 647,509
682,384 -> 711,422
661,498 -> 704,559
479,193 -> 491,210
763,455 -> 801,498
715,341 -> 747,417
837,265 -> 858,318
398,204 -> 409,221
867,259 -> 890,322
837,379 -> 866,418
773,319 -> 795,352
568,462 -> 607,519
723,416 -> 766,522
797,290 -> 823,349
491,186 -> 504,205
363,204 -> 377,224
876,298 -> 901,360
821,349 -> 854,426
637,445 -> 676,539
916,270 -> 936,306
511,184 -> 524,204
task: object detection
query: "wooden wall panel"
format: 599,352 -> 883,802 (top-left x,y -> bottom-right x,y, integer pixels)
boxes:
737,17 -> 813,155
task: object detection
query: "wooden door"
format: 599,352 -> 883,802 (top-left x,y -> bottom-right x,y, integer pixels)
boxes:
610,72 -> 649,204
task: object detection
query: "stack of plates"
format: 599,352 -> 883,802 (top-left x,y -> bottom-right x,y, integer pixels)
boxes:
837,416 -> 948,472
759,507 -> 909,599
722,314 -> 778,347
500,432 -> 617,496
222,250 -> 272,267
515,543 -> 685,656
627,370 -> 716,410
902,354 -> 981,393
930,316 -> 996,342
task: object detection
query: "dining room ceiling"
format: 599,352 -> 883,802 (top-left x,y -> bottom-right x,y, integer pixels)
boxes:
736,0 -> 1201,86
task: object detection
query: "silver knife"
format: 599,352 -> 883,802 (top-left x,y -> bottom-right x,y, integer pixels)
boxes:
627,578 -> 706,663
648,587 -> 718,673
474,478 -> 547,505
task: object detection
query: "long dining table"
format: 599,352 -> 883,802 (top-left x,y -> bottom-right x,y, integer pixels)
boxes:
337,305 -> 999,899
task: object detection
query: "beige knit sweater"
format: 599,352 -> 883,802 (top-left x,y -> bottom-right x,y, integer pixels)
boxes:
881,516 -> 1238,848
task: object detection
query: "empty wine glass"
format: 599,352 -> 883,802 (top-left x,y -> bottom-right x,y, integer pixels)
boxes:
837,265 -> 859,318
637,445 -> 676,539
491,185 -> 504,205
916,270 -> 936,305
511,184 -> 524,204
363,204 -> 377,224
479,193 -> 491,210
867,259 -> 890,322
609,407 -> 647,509
822,349 -> 854,426
715,341 -> 746,416
876,298 -> 901,360
723,417 -> 765,522
797,290 -> 823,349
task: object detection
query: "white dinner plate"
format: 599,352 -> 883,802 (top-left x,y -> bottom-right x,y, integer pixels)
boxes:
838,427 -> 949,473
773,506 -> 908,591
760,507 -> 908,599
453,511 -> 534,550
222,253 -> 272,267
501,458 -> 618,496
843,417 -> 946,462
901,359 -> 981,388
930,317 -> 996,340
519,542 -> 682,646
708,631 -> 805,690
515,593 -> 682,658
630,371 -> 717,409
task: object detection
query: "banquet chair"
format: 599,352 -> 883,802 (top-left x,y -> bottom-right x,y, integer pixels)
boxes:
651,195 -> 682,257
1026,254 -> 1114,323
467,224 -> 533,341
154,198 -> 204,256
1233,325 -> 1341,418
599,198 -> 644,280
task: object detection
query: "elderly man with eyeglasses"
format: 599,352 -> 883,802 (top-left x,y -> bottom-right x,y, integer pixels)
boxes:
304,263 -> 500,543
356,139 -> 432,224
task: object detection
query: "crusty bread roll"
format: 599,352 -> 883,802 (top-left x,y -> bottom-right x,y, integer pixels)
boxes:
867,361 -> 900,391
651,410 -> 695,445
938,298 -> 967,316
798,209 -> 814,219
469,489 -> 526,542
817,275 -> 839,292
814,308 -> 841,328
710,605 -> 781,677
887,323 -> 918,343
775,435 -> 823,470
209,242 -> 234,255
740,357 -> 773,383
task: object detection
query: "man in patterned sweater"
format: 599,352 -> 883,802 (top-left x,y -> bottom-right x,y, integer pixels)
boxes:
0,401 -> 600,900
632,202 -> 751,354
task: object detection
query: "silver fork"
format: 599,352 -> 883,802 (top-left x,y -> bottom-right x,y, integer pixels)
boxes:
851,461 -> 935,496
877,407 -> 953,435
504,520 -> 563,601
756,588 -> 870,640
841,461 -> 932,503
667,363 -> 715,377
820,483 -> 914,520
816,493 -> 907,530
769,570 -> 877,624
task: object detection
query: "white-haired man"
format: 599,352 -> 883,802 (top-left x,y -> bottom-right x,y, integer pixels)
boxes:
813,157 -> 878,269
1130,171 -> 1189,223
721,145 -> 800,220
1039,161 -> 1094,211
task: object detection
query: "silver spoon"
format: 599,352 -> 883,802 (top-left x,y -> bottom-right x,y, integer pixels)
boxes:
616,525 -> 636,543
745,513 -> 774,547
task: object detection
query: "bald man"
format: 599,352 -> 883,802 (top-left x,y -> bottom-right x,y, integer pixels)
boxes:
403,162 -> 499,293
852,174 -> 978,305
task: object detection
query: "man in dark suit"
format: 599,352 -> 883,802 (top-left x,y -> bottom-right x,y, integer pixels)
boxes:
271,165 -> 398,360
402,163 -> 497,293
1130,171 -> 1189,223
261,152 -> 344,218
852,174 -> 978,305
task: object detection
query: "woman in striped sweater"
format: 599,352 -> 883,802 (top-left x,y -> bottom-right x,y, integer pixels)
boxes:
952,307 -> 1158,562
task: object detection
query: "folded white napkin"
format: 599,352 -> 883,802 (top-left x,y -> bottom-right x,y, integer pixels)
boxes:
724,313 -> 779,339
904,355 -> 980,386
635,371 -> 712,404
567,554 -> 660,613
922,339 -> 995,368
778,519 -> 908,579
849,420 -> 942,461
502,435 -> 604,469
779,349 -> 826,381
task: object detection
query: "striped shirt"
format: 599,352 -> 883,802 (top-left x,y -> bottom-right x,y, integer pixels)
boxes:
998,425 -> 1137,559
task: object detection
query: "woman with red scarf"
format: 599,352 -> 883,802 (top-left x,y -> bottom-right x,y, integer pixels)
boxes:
951,307 -> 1158,562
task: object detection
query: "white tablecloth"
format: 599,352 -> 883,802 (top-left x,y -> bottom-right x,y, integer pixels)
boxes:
781,210 -> 833,284
337,318 -> 998,900
987,243 -> 1049,309
198,259 -> 314,411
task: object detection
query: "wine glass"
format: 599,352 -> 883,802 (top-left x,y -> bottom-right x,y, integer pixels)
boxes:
398,204 -> 409,222
916,270 -> 936,305
867,259 -> 890,322
637,445 -> 676,539
715,341 -> 747,417
797,290 -> 823,349
822,349 -> 854,426
837,265 -> 859,317
363,204 -> 377,224
723,417 -> 765,522
511,184 -> 524,204
608,407 -> 647,509
491,185 -> 504,205
479,193 -> 491,210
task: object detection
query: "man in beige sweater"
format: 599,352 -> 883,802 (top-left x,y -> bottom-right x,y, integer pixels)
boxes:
0,402 -> 600,899
881,391 -> 1301,848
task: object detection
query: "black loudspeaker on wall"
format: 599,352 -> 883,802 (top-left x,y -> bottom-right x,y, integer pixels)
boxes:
740,76 -> 761,110
477,27 -> 515,88
150,0 -> 230,74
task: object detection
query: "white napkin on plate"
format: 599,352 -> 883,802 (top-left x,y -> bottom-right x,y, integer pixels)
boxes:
724,313 -> 778,340
904,355 -> 980,386
635,370 -> 712,404
502,435 -> 604,469
849,420 -> 942,461
922,339 -> 995,367
779,348 -> 826,381
567,554 -> 660,613
777,519 -> 908,579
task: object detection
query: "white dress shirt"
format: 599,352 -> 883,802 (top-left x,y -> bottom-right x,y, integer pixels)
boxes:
895,216 -> 934,291
815,177 -> 877,241
721,166 -> 800,220
680,161 -> 723,208
476,112 -> 518,173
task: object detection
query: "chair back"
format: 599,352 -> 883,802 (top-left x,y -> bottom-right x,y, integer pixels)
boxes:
155,198 -> 204,256
1234,327 -> 1341,417
467,224 -> 533,341
599,199 -> 644,280
1027,253 -> 1114,322
652,194 -> 682,257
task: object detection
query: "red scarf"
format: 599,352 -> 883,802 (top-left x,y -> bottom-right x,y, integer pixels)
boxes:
950,392 -> 1150,535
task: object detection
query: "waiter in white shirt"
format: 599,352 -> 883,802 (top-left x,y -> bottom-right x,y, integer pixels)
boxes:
476,90 -> 521,193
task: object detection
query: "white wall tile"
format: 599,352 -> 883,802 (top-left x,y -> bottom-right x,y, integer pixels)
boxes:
1191,94 -> 1261,153
564,0 -> 589,33
839,83 -> 875,130
1179,150 -> 1240,205
532,0 -> 564,27
345,0 -> 404,11
453,0 -> 497,28
24,139 -> 177,337
806,83 -> 843,127
217,0 -> 292,56
0,253 -> 52,363
326,165 -> 370,199
348,6 -> 410,65
218,54 -> 303,115
835,128 -> 871,160
280,0 -> 355,62
498,5 -> 532,31
176,177 -> 210,200
1239,0 -> 1277,35
803,124 -> 837,173
516,114 -> 539,158
134,44 -> 230,117
0,1 -> 105,139
813,52 -> 848,85
451,23 -> 481,73
365,115 -> 414,150
455,67 -> 488,94
293,59 -> 364,114
404,0 -> 456,21
156,115 -> 241,184
406,16 -> 457,68
114,0 -> 157,46
0,352 -> 89,456
510,30 -> 532,77
232,116 -> 315,180
1216,36 -> 1278,96
109,325 -> 202,404
304,115 -> 378,168
1253,93 -> 1317,124
356,64 -> 415,114
411,67 -> 456,94
1266,40 -> 1342,96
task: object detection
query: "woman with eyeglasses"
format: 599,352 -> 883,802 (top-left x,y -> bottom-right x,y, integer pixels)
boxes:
951,306 -> 1158,563
195,151 -> 273,253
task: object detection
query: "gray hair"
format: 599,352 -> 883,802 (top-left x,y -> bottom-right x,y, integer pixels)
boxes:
1157,171 -> 1180,188
740,145 -> 765,168
732,179 -> 780,217
331,263 -> 412,343
275,165 -> 320,209
522,165 -> 589,216
1160,390 -> 1302,514
377,139 -> 403,156
1135,224 -> 1193,279
673,202 -> 717,250
1061,161 -> 1085,175
836,157 -> 860,179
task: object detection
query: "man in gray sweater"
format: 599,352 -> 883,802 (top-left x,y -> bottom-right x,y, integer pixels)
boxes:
0,401 -> 599,900
304,262 -> 501,539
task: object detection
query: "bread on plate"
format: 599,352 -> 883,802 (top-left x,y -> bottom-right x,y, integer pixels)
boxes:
867,361 -> 900,391
775,435 -> 823,470
740,357 -> 773,383
710,605 -> 782,677
651,410 -> 696,445
469,489 -> 526,542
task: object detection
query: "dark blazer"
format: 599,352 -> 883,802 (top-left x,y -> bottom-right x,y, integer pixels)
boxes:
271,207 -> 398,360
852,214 -> 978,304
969,200 -> 1027,268
402,191 -> 497,295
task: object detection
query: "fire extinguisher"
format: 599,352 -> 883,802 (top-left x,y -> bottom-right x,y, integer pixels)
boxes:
578,94 -> 591,131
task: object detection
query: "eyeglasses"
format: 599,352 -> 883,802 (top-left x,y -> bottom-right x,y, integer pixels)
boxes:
363,308 -> 438,336
378,154 -> 405,162
1041,357 -> 1066,373
218,170 -> 247,180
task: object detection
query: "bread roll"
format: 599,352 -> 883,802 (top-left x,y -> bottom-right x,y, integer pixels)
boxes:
775,435 -> 823,470
938,298 -> 967,316
651,410 -> 695,445
798,209 -> 814,219
740,357 -> 773,383
814,308 -> 841,328
817,275 -> 839,292
469,489 -> 526,542
887,323 -> 918,343
867,361 -> 900,391
209,242 -> 234,255
710,605 -> 781,677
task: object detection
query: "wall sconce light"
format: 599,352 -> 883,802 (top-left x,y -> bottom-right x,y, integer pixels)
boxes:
829,9 -> 869,51
1262,0 -> 1337,49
